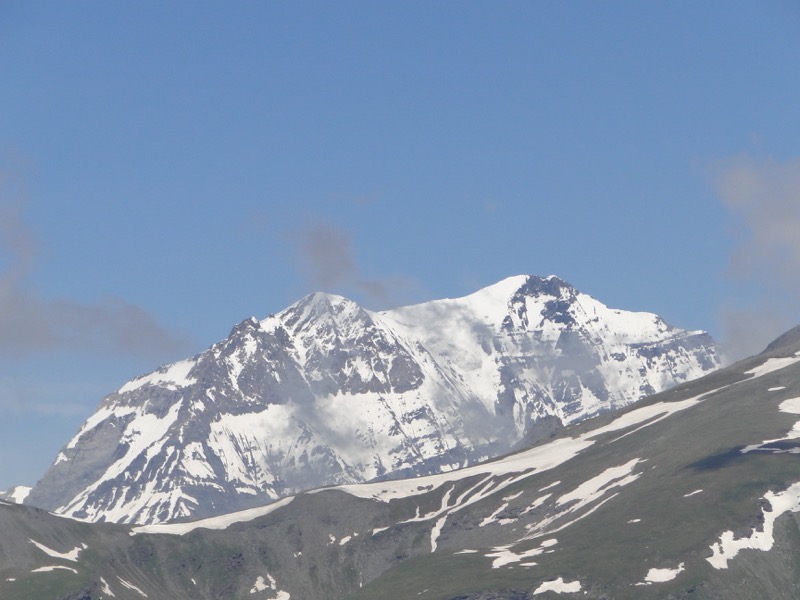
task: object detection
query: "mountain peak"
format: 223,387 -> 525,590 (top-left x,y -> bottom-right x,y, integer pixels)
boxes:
285,290 -> 356,315
26,275 -> 722,525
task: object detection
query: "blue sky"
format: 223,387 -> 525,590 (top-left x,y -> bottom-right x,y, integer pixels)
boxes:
2,1 -> 800,490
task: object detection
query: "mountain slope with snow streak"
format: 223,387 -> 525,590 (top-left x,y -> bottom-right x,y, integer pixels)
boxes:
26,275 -> 721,524
7,329 -> 800,599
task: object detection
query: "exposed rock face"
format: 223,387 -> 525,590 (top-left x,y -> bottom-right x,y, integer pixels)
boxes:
26,275 -> 722,524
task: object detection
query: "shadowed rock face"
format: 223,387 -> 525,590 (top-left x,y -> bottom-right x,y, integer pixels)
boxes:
26,275 -> 722,525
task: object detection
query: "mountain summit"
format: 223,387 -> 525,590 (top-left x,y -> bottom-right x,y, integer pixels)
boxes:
26,275 -> 721,524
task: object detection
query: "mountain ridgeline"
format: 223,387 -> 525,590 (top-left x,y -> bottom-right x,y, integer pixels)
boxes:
26,275 -> 721,525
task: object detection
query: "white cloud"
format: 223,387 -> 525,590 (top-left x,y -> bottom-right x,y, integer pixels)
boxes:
0,172 -> 189,359
288,220 -> 417,308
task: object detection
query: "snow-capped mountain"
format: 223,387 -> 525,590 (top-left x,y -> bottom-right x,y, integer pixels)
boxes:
5,327 -> 800,600
25,275 -> 721,525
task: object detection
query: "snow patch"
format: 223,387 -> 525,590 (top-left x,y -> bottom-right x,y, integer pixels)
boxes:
779,397 -> 800,414
6,485 -> 31,503
31,565 -> 78,574
430,515 -> 448,552
118,577 -> 148,597
637,563 -> 685,585
29,539 -> 85,562
250,576 -> 269,593
131,496 -> 294,536
119,358 -> 197,393
707,481 -> 800,569
683,489 -> 703,498
533,577 -> 581,594
523,460 -> 643,541
100,577 -> 116,596
248,574 -> 290,600
486,538 -> 557,568
744,354 -> 800,379
556,459 -> 643,510
769,386 -> 787,392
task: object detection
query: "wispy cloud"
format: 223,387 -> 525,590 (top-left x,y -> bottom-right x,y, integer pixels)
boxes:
712,154 -> 800,360
0,375 -> 98,416
0,173 -> 189,360
287,221 -> 417,308
291,222 -> 358,290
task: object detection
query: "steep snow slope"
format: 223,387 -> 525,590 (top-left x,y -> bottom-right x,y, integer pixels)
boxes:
26,275 -> 721,524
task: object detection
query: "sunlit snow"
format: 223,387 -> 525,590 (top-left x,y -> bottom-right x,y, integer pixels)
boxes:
523,460 -> 643,541
250,576 -> 268,593
131,496 -> 294,536
119,358 -> 198,393
100,577 -> 116,597
59,401 -> 186,523
5,485 -> 31,502
486,538 -> 557,568
48,274 -> 721,526
31,565 -> 78,574
556,459 -> 643,510
118,577 -> 148,597
707,481 -> 800,569
136,384 -> 717,538
744,353 -> 800,379
636,562 -> 685,584
533,577 -> 581,594
247,573 -> 290,600
29,539 -> 85,562
779,397 -> 800,414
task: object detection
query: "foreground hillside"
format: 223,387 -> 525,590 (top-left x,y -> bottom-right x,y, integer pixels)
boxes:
27,275 -> 720,525
2,327 -> 800,599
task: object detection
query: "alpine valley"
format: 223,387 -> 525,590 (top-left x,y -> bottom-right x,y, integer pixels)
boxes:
5,325 -> 800,598
24,275 -> 720,525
